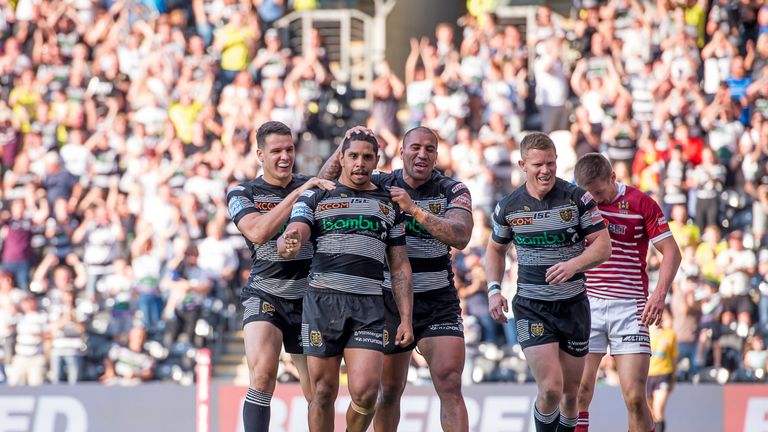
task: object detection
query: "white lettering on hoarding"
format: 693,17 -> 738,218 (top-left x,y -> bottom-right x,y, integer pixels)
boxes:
0,396 -> 87,432
744,398 -> 768,432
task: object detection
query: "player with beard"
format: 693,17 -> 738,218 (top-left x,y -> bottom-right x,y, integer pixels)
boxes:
485,132 -> 611,432
318,126 -> 473,432
226,121 -> 335,432
277,131 -> 414,432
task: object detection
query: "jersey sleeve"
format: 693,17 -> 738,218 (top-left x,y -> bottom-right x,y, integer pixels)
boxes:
371,171 -> 394,188
575,188 -> 606,236
288,189 -> 319,226
386,206 -> 407,247
491,201 -> 514,244
226,184 -> 257,225
639,193 -> 674,244
446,180 -> 473,214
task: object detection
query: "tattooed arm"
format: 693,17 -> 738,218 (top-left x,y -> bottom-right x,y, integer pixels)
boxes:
389,186 -> 473,249
387,244 -> 414,347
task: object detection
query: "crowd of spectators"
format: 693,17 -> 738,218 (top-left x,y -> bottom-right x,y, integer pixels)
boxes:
1,0 -> 768,387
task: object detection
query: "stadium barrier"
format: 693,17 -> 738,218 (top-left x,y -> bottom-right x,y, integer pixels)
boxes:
1,382 -> 765,431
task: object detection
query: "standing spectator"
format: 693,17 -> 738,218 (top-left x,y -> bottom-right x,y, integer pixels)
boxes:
533,39 -> 569,133
212,11 -> 258,85
7,294 -> 48,386
41,152 -> 81,211
670,277 -> 702,379
716,230 -> 756,337
0,271 -> 23,383
369,61 -> 404,137
49,289 -> 86,385
72,202 -> 126,298
162,245 -> 213,347
689,147 -> 726,229
197,217 -> 238,303
1,199 -> 42,291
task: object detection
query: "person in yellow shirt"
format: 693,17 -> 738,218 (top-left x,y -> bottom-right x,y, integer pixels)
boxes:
667,204 -> 701,252
213,11 -> 257,84
683,0 -> 707,47
694,224 -> 728,283
647,307 -> 678,432
168,93 -> 202,145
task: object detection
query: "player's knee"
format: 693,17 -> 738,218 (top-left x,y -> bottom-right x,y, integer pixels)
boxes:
249,367 -> 277,390
379,379 -> 406,405
350,386 -> 379,409
433,368 -> 463,398
312,381 -> 338,407
560,390 -> 578,409
622,389 -> 647,414
539,387 -> 563,406
576,383 -> 594,407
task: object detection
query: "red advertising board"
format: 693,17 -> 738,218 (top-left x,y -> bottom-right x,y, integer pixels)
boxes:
724,385 -> 768,432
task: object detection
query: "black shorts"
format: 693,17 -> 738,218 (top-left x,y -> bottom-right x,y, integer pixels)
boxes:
302,288 -> 385,357
646,373 -> 673,396
512,292 -> 591,357
241,289 -> 303,354
383,287 -> 464,354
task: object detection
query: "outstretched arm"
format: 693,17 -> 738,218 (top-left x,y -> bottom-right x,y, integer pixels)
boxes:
233,178 -> 333,245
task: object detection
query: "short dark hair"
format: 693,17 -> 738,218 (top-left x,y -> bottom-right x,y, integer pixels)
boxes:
256,121 -> 292,150
403,126 -> 438,147
574,153 -> 613,187
342,132 -> 379,155
520,132 -> 555,160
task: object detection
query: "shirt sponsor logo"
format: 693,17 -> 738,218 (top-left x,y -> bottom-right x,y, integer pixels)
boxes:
291,202 -> 310,218
451,183 -> 468,194
509,216 -> 533,226
589,208 -> 603,224
515,231 -> 566,245
658,217 -> 667,226
228,196 -> 251,217
452,192 -> 472,211
317,202 -> 350,211
254,201 -> 278,211
321,216 -> 381,232
608,223 -> 627,235
582,192 -> 594,204
405,218 -> 428,235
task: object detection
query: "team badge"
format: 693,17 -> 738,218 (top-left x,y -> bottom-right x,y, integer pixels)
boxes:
383,330 -> 390,347
428,202 -> 442,214
523,205 -> 531,211
310,331 -> 323,347
531,322 -> 545,337
379,203 -> 391,216
618,200 -> 629,211
261,302 -> 275,315
559,209 -> 573,222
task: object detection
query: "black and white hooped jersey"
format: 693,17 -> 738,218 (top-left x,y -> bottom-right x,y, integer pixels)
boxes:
374,170 -> 473,294
491,178 -> 606,301
227,175 -> 313,300
289,183 -> 406,295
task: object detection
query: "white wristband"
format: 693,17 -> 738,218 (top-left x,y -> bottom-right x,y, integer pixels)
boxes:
487,281 -> 501,298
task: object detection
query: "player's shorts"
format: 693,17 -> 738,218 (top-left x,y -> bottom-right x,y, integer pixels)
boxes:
241,289 -> 304,354
646,373 -> 673,396
512,292 -> 590,357
301,288 -> 385,357
588,297 -> 651,356
383,287 -> 464,354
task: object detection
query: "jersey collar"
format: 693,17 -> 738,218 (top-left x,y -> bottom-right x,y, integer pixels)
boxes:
611,182 -> 627,204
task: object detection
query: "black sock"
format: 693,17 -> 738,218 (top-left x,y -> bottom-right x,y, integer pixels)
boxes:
655,421 -> 665,432
556,414 -> 578,432
534,405 -> 560,432
243,388 -> 272,432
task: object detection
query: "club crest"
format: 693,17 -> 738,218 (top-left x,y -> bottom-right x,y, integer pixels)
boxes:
383,329 -> 390,347
428,203 -> 442,214
310,331 -> 323,347
261,302 -> 275,315
531,322 -> 545,337
559,209 -> 573,222
379,203 -> 391,216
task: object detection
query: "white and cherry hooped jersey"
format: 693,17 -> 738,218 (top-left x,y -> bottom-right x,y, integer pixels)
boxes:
585,182 -> 672,300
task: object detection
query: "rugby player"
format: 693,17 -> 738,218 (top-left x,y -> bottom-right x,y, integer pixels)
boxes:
573,153 -> 681,432
485,132 -> 611,432
226,121 -> 335,432
318,126 -> 473,432
277,131 -> 414,432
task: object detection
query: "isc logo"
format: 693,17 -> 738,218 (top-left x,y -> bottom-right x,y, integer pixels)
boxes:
0,396 -> 88,432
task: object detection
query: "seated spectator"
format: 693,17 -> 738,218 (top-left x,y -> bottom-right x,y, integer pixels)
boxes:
100,325 -> 155,384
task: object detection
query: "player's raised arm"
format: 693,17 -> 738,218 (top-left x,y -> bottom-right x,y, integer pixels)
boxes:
231,177 -> 333,245
317,126 -> 375,180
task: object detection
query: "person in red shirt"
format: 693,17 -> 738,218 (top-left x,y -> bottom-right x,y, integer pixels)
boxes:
573,153 -> 682,432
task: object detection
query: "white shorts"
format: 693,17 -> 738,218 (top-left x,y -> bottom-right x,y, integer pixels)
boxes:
588,297 -> 651,355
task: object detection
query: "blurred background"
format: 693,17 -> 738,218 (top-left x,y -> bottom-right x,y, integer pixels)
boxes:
0,0 -> 766,398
